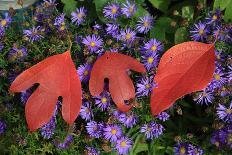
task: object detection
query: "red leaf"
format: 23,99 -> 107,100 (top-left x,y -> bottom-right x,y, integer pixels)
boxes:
151,41 -> 215,115
10,51 -> 82,131
89,52 -> 146,112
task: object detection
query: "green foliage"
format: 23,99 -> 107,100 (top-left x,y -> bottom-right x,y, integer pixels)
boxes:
148,0 -> 170,13
214,0 -> 232,21
61,0 -> 78,16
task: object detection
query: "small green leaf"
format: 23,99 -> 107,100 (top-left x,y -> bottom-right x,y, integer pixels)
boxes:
61,0 -> 77,16
148,0 -> 170,13
134,5 -> 149,18
174,27 -> 189,44
150,26 -> 165,41
93,0 -> 109,23
224,0 -> 232,22
156,17 -> 176,33
182,6 -> 194,21
214,0 -> 231,10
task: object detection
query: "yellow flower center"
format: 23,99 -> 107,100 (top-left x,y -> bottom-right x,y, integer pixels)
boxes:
90,41 -> 95,47
101,97 -> 107,103
125,33 -> 131,40
145,84 -> 150,89
151,45 -> 157,51
60,25 -> 66,31
17,50 -> 23,57
144,21 -> 149,27
111,8 -> 117,14
228,133 -> 232,143
214,74 -> 221,81
147,57 -> 154,64
1,20 -> 7,27
202,92 -> 208,97
198,29 -> 204,35
213,15 -> 218,20
120,141 -> 127,147
180,147 -> 186,154
129,7 -> 134,13
77,13 -> 83,18
111,129 -> 117,135
84,70 -> 89,76
85,108 -> 89,113
226,108 -> 232,114
215,141 -> 220,147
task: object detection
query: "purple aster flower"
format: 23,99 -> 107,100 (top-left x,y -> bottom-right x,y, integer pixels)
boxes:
8,47 -> 28,61
106,23 -> 119,36
40,117 -> 56,139
0,42 -> 4,51
21,90 -> 32,105
190,22 -> 210,41
136,15 -> 153,33
85,146 -> 100,155
8,72 -> 18,83
156,112 -> 170,122
174,143 -> 189,155
136,76 -> 156,97
206,9 -> 221,24
116,136 -> 132,155
210,67 -> 227,89
213,26 -> 229,42
86,121 -> 103,138
23,26 -> 44,42
140,121 -> 164,139
0,12 -> 12,29
103,124 -> 123,142
56,135 -> 73,149
120,28 -> 136,44
142,54 -> 159,71
54,13 -> 67,31
93,23 -> 101,30
225,124 -> 232,148
210,129 -> 228,148
103,3 -> 121,19
0,120 -> 7,134
119,112 -> 137,128
188,144 -> 204,155
216,102 -> 232,123
142,39 -> 163,56
80,102 -> 93,121
121,1 -> 136,18
82,34 -> 103,53
95,91 -> 111,111
0,27 -> 4,37
77,63 -> 92,83
228,65 -> 232,83
71,7 -> 87,25
193,89 -> 214,105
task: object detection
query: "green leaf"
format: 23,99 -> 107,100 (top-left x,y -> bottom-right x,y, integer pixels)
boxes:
61,0 -> 77,16
93,0 -> 109,23
224,0 -> 232,22
213,0 -> 231,10
174,27 -> 189,44
131,134 -> 148,154
182,6 -> 194,21
148,0 -> 170,13
156,17 -> 175,33
134,5 -> 149,18
150,26 -> 165,41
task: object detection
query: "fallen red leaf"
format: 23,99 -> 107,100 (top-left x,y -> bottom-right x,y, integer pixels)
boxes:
10,50 -> 82,131
89,52 -> 146,112
151,41 -> 215,115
